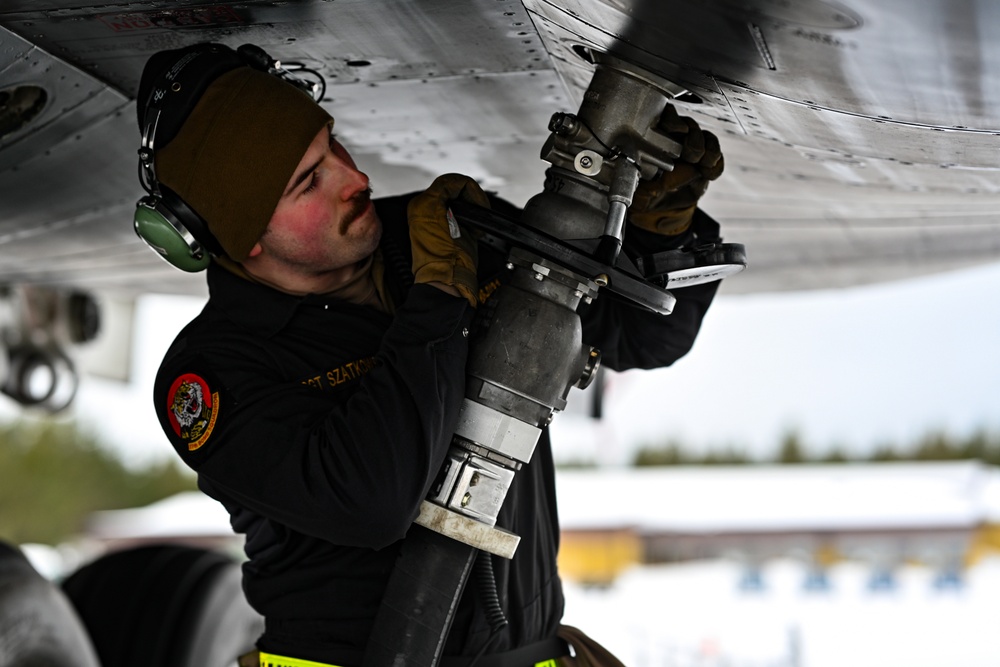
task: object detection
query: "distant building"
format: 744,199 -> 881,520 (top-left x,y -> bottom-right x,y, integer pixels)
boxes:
556,461 -> 1000,585
85,462 -> 1000,587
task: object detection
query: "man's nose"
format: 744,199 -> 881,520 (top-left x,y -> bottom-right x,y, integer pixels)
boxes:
338,163 -> 370,201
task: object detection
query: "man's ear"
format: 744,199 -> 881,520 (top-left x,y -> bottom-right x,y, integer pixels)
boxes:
247,242 -> 263,258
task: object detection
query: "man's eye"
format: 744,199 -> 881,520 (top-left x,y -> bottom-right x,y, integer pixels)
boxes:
303,172 -> 319,193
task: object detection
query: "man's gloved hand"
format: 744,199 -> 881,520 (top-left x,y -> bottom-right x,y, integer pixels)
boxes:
408,173 -> 490,308
630,105 -> 724,237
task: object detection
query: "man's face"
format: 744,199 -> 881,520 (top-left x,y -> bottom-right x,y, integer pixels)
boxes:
248,126 -> 382,281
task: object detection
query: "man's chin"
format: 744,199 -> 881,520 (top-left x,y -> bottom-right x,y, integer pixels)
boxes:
357,204 -> 382,239
364,218 -> 383,253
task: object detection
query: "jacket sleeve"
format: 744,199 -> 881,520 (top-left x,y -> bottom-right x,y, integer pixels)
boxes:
577,207 -> 721,371
154,285 -> 472,550
578,280 -> 718,371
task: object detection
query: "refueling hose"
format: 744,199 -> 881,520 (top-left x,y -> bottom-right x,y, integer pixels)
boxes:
362,525 -> 477,667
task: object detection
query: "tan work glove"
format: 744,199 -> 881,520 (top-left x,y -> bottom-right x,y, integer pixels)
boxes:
408,173 -> 489,307
630,105 -> 724,237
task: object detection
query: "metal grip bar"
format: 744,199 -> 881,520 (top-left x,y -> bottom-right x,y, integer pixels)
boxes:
597,157 -> 640,265
450,200 -> 676,315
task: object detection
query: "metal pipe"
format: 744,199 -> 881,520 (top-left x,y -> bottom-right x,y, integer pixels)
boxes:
596,156 -> 640,265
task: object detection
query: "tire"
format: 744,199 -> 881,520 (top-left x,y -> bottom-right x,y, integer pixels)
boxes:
0,540 -> 100,667
62,544 -> 263,667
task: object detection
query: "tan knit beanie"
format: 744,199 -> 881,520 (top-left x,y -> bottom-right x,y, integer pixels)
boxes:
155,67 -> 332,261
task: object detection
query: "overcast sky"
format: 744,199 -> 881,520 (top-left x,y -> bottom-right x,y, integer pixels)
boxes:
5,259 -> 1000,468
553,259 -> 1000,464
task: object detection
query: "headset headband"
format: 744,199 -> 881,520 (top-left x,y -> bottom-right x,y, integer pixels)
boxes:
140,45 -> 244,155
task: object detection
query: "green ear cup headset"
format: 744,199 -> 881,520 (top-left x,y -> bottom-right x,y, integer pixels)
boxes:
133,43 -> 326,272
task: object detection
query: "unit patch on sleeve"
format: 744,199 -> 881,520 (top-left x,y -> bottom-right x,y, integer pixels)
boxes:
167,373 -> 220,451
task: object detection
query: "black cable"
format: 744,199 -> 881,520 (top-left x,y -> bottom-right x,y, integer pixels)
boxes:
476,551 -> 508,633
237,46 -> 327,102
574,115 -> 641,171
280,62 -> 327,102
575,116 -> 612,153
466,551 -> 508,667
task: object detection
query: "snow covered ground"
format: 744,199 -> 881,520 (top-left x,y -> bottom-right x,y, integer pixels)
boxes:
22,540 -> 1000,666
562,558 -> 1000,667
25,475 -> 1000,667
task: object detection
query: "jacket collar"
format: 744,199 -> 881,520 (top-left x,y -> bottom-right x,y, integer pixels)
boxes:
207,262 -> 305,338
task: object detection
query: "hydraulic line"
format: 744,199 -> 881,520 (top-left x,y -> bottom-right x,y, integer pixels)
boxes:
474,552 -> 508,635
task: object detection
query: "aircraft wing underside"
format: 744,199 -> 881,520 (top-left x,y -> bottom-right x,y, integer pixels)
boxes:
2,0 -> 1000,298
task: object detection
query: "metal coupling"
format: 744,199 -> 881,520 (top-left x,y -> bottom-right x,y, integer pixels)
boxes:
575,348 -> 602,390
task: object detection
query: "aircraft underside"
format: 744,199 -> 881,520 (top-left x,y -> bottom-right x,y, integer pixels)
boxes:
2,0 -> 998,409
2,0 -> 999,297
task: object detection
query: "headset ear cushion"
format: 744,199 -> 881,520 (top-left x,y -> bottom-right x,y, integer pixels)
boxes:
134,197 -> 212,273
158,185 -> 225,258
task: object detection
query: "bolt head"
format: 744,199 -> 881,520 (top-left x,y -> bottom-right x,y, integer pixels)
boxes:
549,112 -> 577,135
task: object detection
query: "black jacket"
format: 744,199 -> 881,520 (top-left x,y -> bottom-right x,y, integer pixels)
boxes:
154,192 -> 718,664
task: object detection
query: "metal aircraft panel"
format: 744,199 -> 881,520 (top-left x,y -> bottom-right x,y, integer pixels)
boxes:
1,0 -> 999,298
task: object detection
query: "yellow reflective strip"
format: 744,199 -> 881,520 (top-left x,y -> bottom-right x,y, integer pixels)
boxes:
259,650 -> 559,667
258,652 -> 342,667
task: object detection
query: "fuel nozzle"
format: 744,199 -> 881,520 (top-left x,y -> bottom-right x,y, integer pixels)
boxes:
523,55 -> 685,264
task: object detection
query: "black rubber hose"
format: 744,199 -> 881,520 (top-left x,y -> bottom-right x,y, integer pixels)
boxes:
363,524 -> 477,667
